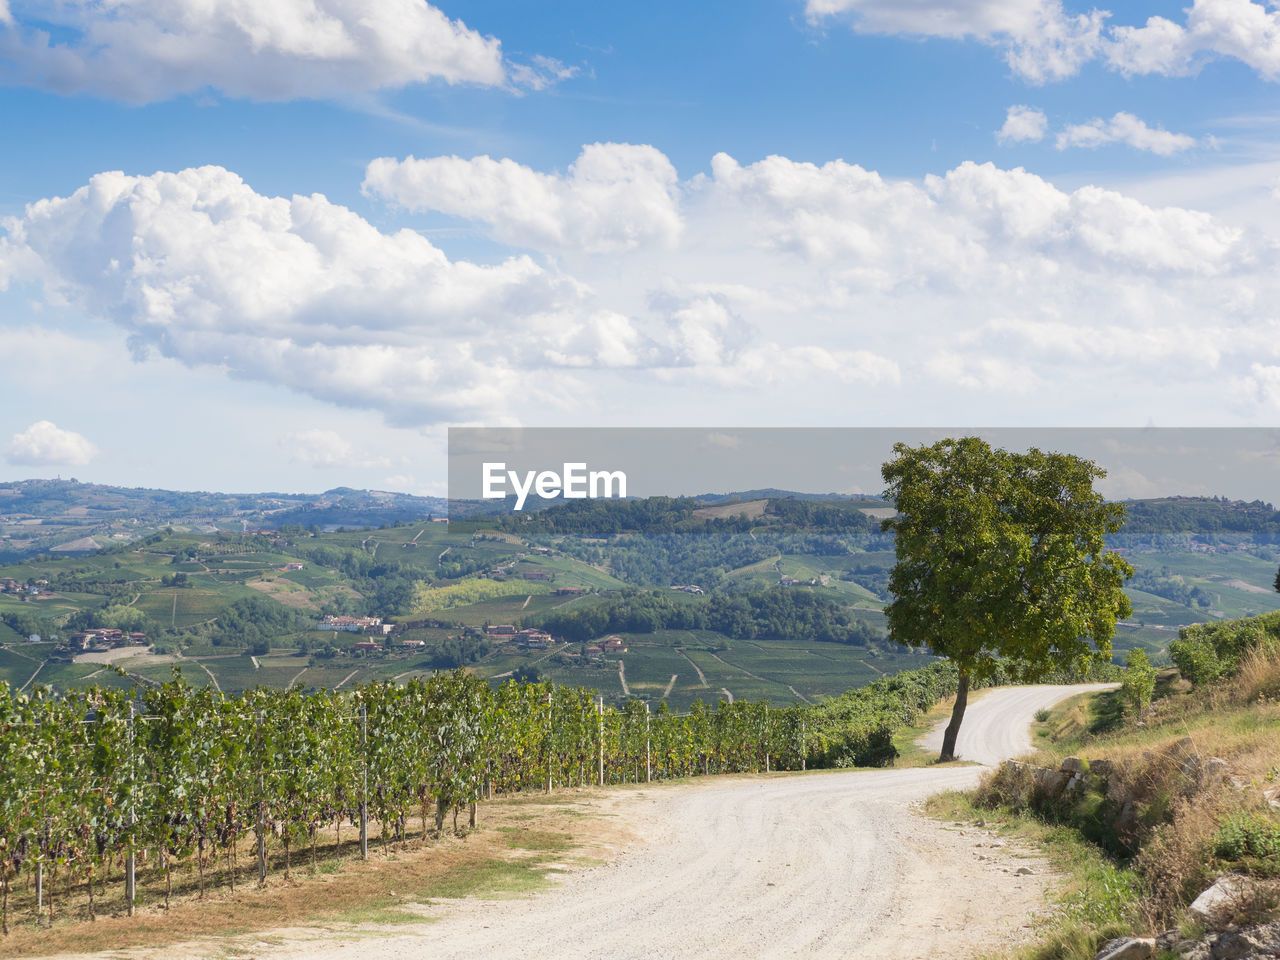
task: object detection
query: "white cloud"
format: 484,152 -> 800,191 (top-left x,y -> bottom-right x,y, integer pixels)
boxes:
10,147 -> 1280,428
0,0 -> 564,103
804,0 -> 1104,82
997,105 -> 1048,143
507,55 -> 580,92
806,0 -> 1056,39
809,0 -> 1280,83
364,142 -> 682,253
1,162 -> 894,426
1107,0 -> 1280,80
6,420 -> 98,466
1055,112 -> 1197,155
280,429 -> 391,468
0,166 -> 615,423
921,354 -> 1041,393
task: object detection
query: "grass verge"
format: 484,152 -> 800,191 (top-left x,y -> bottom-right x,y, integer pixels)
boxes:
925,789 -> 1144,960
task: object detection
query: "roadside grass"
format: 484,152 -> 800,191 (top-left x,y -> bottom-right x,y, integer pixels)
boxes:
926,789 -> 1144,960
936,650 -> 1280,960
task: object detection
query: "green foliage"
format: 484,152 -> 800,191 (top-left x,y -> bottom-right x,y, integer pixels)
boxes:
881,437 -> 1133,682
1213,814 -> 1280,873
530,587 -> 881,646
1173,612 -> 1280,684
1121,648 -> 1156,714
1120,497 -> 1280,534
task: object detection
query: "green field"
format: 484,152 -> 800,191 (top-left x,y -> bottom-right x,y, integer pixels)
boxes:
2,510 -> 1279,708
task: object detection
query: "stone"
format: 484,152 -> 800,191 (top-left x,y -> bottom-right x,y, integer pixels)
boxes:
1091,759 -> 1114,778
1209,930 -> 1260,959
1113,799 -> 1139,841
1032,767 -> 1070,797
1015,866 -> 1034,876
1189,876 -> 1250,925
1094,936 -> 1156,960
1062,757 -> 1087,774
1203,758 -> 1229,786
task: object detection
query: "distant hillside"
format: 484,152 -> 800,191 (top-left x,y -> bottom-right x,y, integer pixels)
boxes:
0,479 -> 447,562
1117,496 -> 1280,534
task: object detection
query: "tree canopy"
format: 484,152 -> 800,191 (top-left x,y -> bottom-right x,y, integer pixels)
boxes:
880,437 -> 1133,760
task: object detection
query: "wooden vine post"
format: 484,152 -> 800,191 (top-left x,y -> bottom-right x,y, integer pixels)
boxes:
255,709 -> 267,884
125,702 -> 136,916
597,696 -> 604,787
359,701 -> 369,861
644,702 -> 651,784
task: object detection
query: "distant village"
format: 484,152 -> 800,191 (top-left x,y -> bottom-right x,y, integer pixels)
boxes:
52,627 -> 149,660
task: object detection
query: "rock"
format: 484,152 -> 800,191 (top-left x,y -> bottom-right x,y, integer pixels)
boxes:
1189,876 -> 1249,925
1209,930 -> 1261,959
1095,936 -> 1156,960
1107,773 -> 1131,804
1113,799 -> 1139,841
1156,930 -> 1181,951
1203,758 -> 1229,786
1015,866 -> 1034,876
1091,759 -> 1114,778
1062,757 -> 1087,775
1032,767 -> 1070,797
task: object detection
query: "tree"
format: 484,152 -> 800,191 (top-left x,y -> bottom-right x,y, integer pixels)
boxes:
1121,647 -> 1156,715
880,437 -> 1133,761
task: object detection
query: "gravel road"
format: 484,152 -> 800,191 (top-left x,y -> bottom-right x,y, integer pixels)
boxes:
239,683 -> 1112,960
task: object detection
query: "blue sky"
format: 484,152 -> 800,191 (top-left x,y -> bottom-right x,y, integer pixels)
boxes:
2,0 -> 1279,496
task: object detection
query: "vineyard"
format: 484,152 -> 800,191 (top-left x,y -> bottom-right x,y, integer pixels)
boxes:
0,669 -> 855,935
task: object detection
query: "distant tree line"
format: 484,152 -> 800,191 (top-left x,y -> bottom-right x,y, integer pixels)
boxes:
528,587 -> 882,646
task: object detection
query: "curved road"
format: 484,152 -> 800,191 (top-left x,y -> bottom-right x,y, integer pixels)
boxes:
250,685 -> 1113,960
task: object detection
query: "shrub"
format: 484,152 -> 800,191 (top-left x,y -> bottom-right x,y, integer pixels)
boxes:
1170,636 -> 1223,686
1121,648 -> 1156,714
1214,813 -> 1280,874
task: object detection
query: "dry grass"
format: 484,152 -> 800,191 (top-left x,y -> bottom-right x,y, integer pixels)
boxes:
971,643 -> 1280,938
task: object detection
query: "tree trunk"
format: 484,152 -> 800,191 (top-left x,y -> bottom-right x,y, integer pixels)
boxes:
939,669 -> 970,761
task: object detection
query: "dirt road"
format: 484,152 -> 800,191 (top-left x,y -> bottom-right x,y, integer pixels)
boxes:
209,683 -> 1109,960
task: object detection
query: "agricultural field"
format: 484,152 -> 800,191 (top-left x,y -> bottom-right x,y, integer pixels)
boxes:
1,494 -> 1279,708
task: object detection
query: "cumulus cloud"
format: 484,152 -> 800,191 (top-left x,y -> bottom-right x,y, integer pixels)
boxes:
6,420 -> 98,466
364,143 -> 682,253
9,147 -> 1280,425
0,165 -> 625,423
997,105 -> 1049,144
0,162 -> 896,426
0,0 -> 566,102
807,0 -> 1280,83
1107,0 -> 1280,80
280,429 -> 392,468
1055,112 -> 1197,154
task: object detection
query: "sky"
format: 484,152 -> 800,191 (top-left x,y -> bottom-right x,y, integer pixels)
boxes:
2,0 -> 1280,498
